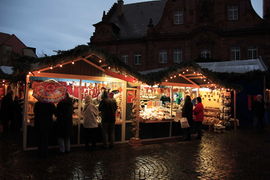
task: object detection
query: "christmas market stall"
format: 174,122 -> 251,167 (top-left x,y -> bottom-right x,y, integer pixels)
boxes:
23,45 -> 142,150
137,62 -> 238,140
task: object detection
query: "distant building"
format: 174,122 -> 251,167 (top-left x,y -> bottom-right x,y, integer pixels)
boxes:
90,0 -> 270,71
0,32 -> 37,65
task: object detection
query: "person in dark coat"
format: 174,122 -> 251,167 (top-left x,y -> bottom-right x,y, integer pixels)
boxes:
34,101 -> 56,158
99,91 -> 117,148
56,93 -> 73,153
252,94 -> 265,132
181,95 -> 193,141
11,96 -> 23,136
0,90 -> 14,138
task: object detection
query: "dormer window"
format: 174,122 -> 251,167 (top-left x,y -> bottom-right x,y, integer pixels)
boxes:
227,5 -> 239,21
174,10 -> 184,25
121,55 -> 128,64
231,47 -> 240,60
134,54 -> 142,65
200,49 -> 211,59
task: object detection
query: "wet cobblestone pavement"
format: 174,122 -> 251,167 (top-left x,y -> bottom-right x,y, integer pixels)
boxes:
1,129 -> 270,180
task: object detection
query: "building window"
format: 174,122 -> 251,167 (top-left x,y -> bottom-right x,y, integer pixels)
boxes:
200,49 -> 211,59
173,49 -> 183,63
227,5 -> 239,21
247,47 -> 258,59
134,54 -> 142,65
174,10 -> 184,25
159,50 -> 168,64
121,55 -> 128,64
231,47 -> 240,60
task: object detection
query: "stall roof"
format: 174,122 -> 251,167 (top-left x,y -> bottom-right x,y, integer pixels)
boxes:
197,58 -> 268,73
30,45 -> 143,83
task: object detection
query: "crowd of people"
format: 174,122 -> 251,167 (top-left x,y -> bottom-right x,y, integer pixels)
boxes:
0,90 -> 23,139
0,87 -> 267,158
33,90 -> 117,158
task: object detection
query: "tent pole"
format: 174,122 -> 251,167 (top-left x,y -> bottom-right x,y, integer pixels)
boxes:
234,90 -> 237,130
23,75 -> 30,150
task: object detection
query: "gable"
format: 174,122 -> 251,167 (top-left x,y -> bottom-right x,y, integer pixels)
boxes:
43,59 -> 105,77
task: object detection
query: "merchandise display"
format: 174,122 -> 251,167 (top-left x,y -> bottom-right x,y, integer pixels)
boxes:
26,77 -> 124,126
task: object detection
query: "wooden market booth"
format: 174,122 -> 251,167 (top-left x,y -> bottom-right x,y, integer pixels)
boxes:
137,63 -> 238,140
23,46 -> 142,150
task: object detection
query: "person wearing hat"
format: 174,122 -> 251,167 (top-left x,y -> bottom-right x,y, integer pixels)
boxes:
82,95 -> 99,150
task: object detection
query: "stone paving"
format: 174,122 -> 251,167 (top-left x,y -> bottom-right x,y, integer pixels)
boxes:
1,129 -> 270,180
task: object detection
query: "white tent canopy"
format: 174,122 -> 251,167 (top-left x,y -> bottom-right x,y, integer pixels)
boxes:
197,58 -> 268,73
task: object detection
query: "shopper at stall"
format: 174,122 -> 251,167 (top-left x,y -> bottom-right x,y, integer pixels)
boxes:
34,101 -> 56,158
181,95 -> 193,141
56,93 -> 73,154
82,95 -> 99,150
252,94 -> 265,132
193,97 -> 204,140
0,90 -> 14,138
99,91 -> 117,149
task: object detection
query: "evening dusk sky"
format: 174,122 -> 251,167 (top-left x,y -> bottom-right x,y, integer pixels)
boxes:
0,0 -> 263,57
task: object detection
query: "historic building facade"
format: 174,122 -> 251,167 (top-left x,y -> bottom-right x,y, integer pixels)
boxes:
90,0 -> 270,71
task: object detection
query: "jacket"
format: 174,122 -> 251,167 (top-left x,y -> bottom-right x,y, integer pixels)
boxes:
193,102 -> 204,122
82,103 -> 99,128
98,98 -> 117,123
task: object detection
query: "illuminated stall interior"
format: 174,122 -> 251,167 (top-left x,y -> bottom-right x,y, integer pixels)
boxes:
139,65 -> 235,134
24,46 -> 140,150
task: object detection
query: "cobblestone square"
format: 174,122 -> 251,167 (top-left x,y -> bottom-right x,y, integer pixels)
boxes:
1,129 -> 270,180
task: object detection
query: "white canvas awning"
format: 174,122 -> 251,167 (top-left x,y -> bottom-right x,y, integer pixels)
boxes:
197,58 -> 268,73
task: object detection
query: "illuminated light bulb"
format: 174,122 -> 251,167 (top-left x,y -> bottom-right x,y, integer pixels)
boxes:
72,61 -> 75,64
108,66 -> 111,69
186,69 -> 189,72
50,66 -> 53,70
183,72 -> 185,74
125,75 -> 127,78
178,74 -> 181,76
99,60 -> 102,63
60,64 -> 63,67
165,80 -> 168,82
170,77 -> 173,79
194,72 -> 196,74
174,75 -> 176,78
204,79 -> 206,82
2,80 -> 5,83
28,72 -> 31,74
208,82 -> 210,84
38,71 -> 40,73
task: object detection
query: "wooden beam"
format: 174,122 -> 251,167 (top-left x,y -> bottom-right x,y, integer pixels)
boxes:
179,74 -> 199,86
36,58 -> 82,72
31,72 -> 124,82
161,82 -> 200,88
81,58 -> 105,72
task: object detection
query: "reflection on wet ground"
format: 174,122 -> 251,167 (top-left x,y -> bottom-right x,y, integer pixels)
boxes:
1,129 -> 270,180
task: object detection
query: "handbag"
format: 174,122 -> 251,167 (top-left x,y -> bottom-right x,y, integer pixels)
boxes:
180,117 -> 190,128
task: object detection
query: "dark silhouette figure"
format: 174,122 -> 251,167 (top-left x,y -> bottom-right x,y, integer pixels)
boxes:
34,101 -> 56,158
99,91 -> 117,148
181,95 -> 193,141
56,93 -> 73,153
0,91 -> 14,138
252,94 -> 265,132
193,97 -> 204,140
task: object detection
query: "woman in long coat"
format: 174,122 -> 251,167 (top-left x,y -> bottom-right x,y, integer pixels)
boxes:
82,95 -> 99,150
56,93 -> 73,153
181,95 -> 193,140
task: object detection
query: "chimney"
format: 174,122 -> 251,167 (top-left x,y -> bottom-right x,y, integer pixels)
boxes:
264,0 -> 270,20
117,0 -> 124,17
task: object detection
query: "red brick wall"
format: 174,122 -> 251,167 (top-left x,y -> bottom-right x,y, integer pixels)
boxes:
91,0 -> 270,71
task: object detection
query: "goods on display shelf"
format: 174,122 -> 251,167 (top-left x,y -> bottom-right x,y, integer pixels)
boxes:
26,77 -> 124,126
139,85 -> 197,122
200,89 -> 233,129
